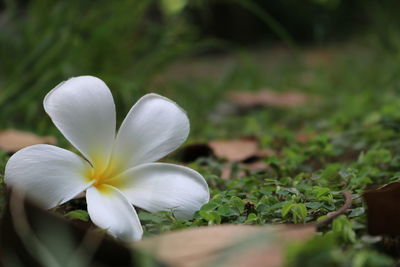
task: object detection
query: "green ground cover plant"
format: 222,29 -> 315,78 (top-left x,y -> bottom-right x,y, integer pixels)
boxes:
2,44 -> 400,265
2,0 -> 400,266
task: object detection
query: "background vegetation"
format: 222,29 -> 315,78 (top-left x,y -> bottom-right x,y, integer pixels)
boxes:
2,0 -> 400,265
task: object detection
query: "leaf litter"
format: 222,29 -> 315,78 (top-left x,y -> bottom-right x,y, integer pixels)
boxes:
135,224 -> 315,267
0,129 -> 56,153
226,89 -> 316,109
134,192 -> 352,267
178,137 -> 274,179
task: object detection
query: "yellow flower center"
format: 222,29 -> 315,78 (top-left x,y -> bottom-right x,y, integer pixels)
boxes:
85,158 -> 125,191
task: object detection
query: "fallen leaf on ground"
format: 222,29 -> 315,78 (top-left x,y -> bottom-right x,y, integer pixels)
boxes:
135,224 -> 315,267
226,89 -> 313,108
178,137 -> 273,179
303,49 -> 334,67
179,137 -> 274,163
209,137 -> 259,162
0,129 -> 56,153
363,181 -> 400,236
295,132 -> 312,143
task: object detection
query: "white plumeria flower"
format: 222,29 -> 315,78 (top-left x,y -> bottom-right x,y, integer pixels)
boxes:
5,76 -> 210,242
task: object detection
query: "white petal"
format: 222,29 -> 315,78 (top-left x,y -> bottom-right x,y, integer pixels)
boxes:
5,144 -> 92,209
86,185 -> 143,242
44,76 -> 116,169
112,94 -> 189,169
117,163 -> 209,219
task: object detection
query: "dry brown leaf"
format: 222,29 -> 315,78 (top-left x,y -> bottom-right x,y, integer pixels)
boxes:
209,137 -> 259,162
363,182 -> 400,236
303,49 -> 334,67
178,138 -> 273,179
135,224 -> 315,267
295,132 -> 315,144
179,137 -> 273,163
227,89 -> 311,108
0,129 -> 56,153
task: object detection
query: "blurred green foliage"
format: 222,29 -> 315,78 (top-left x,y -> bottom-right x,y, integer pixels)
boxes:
0,0 -> 197,129
3,0 -> 400,265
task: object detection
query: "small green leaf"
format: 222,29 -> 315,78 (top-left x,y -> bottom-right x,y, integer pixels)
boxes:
245,213 -> 258,224
332,215 -> 356,243
199,210 -> 221,224
230,196 -> 245,214
349,207 -> 365,218
282,202 -> 294,217
65,210 -> 89,222
217,205 -> 239,217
